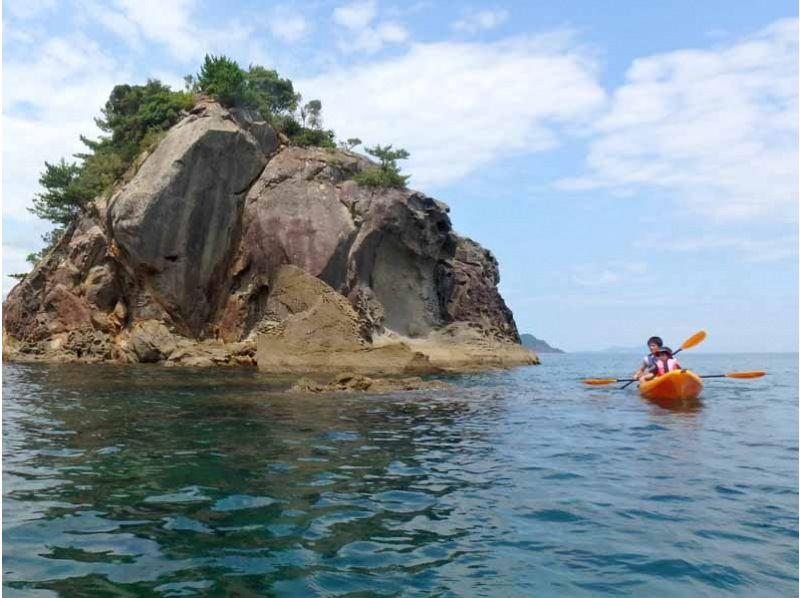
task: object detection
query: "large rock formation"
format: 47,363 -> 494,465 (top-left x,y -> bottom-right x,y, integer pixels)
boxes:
3,100 -> 538,373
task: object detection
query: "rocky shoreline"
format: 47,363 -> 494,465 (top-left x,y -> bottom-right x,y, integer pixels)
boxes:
3,100 -> 538,375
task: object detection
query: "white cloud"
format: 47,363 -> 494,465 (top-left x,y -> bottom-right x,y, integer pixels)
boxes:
3,116 -> 100,219
452,8 -> 509,34
267,6 -> 311,43
3,32 -> 133,289
558,18 -> 799,222
570,260 -> 650,287
612,260 -> 648,275
3,22 -> 45,45
572,269 -> 621,287
332,0 -> 408,54
338,21 -> 408,53
3,35 -> 125,220
636,234 -> 798,263
299,31 -> 606,187
82,1 -> 143,50
333,0 -> 377,30
82,0 -> 253,63
4,0 -> 55,19
3,246 -> 35,297
114,0 -> 212,62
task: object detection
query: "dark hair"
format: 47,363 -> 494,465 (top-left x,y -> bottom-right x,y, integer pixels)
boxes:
647,336 -> 663,347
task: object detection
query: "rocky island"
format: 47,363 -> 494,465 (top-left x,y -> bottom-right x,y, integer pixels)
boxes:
3,58 -> 537,376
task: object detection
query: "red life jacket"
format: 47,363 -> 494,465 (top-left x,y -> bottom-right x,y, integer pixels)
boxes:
654,358 -> 680,376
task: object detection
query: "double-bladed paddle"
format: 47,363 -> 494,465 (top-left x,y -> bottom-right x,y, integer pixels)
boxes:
696,371 -> 766,379
670,329 -> 707,357
582,370 -> 766,386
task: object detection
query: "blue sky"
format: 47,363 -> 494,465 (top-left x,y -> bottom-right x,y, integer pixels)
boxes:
3,0 -> 798,352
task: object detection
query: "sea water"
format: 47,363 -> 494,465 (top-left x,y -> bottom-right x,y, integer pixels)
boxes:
3,353 -> 797,596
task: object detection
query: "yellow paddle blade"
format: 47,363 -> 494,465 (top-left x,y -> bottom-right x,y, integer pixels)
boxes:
726,371 -> 766,379
679,330 -> 706,351
582,379 -> 619,386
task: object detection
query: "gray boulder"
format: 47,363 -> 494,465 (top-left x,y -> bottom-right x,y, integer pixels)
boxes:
107,101 -> 275,336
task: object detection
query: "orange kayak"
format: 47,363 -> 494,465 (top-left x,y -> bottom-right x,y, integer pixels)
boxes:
638,370 -> 703,401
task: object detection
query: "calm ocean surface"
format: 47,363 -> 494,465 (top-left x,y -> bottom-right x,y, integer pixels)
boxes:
3,353 -> 797,597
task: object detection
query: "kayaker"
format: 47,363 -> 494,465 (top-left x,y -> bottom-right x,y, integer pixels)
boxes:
650,347 -> 681,378
633,336 -> 663,380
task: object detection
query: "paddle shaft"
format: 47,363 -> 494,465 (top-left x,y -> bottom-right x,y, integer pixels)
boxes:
698,373 -> 764,379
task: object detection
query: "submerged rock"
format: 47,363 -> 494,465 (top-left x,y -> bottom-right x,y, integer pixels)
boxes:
3,99 -> 538,373
290,372 -> 450,394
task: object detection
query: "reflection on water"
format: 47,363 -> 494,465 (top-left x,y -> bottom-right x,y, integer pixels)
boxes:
3,355 -> 798,596
641,396 -> 702,413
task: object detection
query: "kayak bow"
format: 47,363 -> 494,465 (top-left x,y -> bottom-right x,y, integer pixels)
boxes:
638,369 -> 703,401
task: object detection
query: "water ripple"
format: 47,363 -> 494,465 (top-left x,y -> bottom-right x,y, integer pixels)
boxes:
3,356 -> 798,596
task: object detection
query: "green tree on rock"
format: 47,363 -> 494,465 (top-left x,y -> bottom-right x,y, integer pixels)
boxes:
339,137 -> 362,151
300,99 -> 322,129
95,80 -> 193,158
77,80 -> 192,196
245,66 -> 300,115
196,54 -> 246,106
28,159 -> 92,225
354,144 -> 411,188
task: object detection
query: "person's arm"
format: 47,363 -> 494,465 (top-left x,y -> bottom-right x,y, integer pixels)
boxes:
633,357 -> 649,379
642,361 -> 658,379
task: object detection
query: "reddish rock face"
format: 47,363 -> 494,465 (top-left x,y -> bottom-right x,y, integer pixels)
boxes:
236,148 -> 360,295
438,237 -> 521,343
3,101 -> 524,366
3,215 -> 113,344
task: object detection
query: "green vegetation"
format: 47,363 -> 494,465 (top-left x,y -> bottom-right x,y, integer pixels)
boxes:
339,137 -> 362,151
195,54 -> 246,106
28,79 -> 193,229
291,128 -> 336,148
189,55 -> 300,118
300,99 -> 321,128
29,160 -> 88,226
245,65 -> 300,115
189,54 -> 331,145
353,145 -> 411,189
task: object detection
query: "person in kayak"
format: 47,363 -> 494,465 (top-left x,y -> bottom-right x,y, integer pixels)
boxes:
633,336 -> 663,380
646,347 -> 681,379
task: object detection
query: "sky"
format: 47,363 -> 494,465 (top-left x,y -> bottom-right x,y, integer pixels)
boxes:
2,0 -> 798,352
